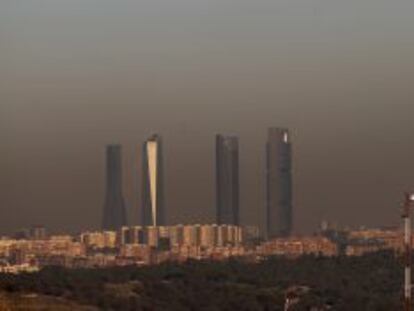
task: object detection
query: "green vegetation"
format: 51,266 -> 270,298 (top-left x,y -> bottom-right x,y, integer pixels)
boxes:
0,291 -> 98,310
0,251 -> 403,310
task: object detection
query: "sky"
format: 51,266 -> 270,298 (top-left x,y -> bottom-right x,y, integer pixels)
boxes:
1,0 -> 414,235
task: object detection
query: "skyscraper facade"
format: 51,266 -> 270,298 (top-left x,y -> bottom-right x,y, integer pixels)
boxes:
142,134 -> 165,226
266,128 -> 292,238
216,135 -> 239,225
102,145 -> 127,230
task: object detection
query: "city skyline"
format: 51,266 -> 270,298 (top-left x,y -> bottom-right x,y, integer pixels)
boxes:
1,117 -> 412,236
2,0 -> 414,235
100,129 -> 291,236
1,0 -> 413,308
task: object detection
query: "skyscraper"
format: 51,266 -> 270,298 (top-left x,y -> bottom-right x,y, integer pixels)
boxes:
266,128 -> 292,238
102,145 -> 127,230
216,134 -> 239,225
142,134 -> 165,226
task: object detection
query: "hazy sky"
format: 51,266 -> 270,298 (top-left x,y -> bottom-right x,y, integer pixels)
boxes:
1,0 -> 414,235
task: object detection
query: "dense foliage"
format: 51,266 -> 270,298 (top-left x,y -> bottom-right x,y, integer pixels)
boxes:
0,251 -> 403,310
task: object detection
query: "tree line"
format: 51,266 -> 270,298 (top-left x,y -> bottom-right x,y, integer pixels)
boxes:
0,251 -> 404,310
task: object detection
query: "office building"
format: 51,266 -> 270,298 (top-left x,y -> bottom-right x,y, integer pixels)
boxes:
102,145 -> 127,230
169,225 -> 184,247
146,226 -> 159,248
117,226 -> 130,245
266,128 -> 293,238
183,225 -> 201,246
129,226 -> 145,244
200,225 -> 217,247
142,134 -> 165,226
29,225 -> 47,240
216,135 -> 239,225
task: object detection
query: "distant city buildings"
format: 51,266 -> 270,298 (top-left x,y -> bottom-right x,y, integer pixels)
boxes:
266,128 -> 293,238
80,230 -> 117,249
102,145 -> 127,230
0,224 -> 258,272
99,129 -> 294,240
29,225 -> 47,240
2,225 -> 410,273
258,236 -> 337,258
216,134 -> 239,226
98,127 -> 292,239
6,125 -> 412,276
113,224 -> 244,249
142,134 -> 165,227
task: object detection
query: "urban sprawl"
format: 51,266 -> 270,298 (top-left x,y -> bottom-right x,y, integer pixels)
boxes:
1,128 -> 404,274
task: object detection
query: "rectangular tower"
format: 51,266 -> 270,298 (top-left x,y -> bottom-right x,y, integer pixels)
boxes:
102,145 -> 127,230
266,128 -> 292,238
216,134 -> 239,225
142,134 -> 165,226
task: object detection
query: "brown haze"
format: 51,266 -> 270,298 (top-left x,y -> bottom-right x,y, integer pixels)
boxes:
1,0 -> 414,234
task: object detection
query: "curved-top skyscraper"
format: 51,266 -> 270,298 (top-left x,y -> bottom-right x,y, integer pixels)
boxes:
142,134 -> 165,226
266,128 -> 292,238
102,144 -> 127,230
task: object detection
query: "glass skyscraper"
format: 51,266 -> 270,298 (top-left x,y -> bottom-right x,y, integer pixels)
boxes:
142,134 -> 165,226
266,128 -> 292,238
102,144 -> 127,230
216,134 -> 239,225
